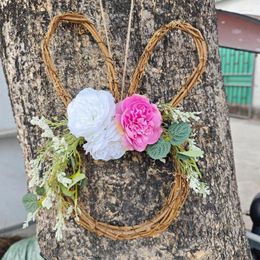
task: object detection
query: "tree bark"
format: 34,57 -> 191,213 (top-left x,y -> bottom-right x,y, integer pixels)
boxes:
0,0 -> 251,259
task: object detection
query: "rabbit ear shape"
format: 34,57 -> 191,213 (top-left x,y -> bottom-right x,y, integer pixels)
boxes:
128,21 -> 207,107
42,13 -> 120,107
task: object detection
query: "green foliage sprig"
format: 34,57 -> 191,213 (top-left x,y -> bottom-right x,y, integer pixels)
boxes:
146,103 -> 209,197
23,117 -> 85,241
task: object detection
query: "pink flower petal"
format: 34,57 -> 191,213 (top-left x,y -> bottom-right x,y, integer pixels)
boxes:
115,94 -> 162,152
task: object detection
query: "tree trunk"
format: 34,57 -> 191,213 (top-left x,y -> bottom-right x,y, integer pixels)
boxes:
0,0 -> 251,259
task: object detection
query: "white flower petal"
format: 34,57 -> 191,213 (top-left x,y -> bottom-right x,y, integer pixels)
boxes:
83,121 -> 125,161
67,88 -> 126,161
67,88 -> 116,139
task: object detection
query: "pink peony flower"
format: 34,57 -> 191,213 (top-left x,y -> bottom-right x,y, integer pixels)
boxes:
116,94 -> 162,152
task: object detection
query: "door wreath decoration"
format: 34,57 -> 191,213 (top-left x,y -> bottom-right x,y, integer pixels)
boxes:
22,13 -> 209,241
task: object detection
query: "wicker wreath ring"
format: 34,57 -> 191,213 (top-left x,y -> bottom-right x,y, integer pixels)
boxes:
42,13 -> 207,240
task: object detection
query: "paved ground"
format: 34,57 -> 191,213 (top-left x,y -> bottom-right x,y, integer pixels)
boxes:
0,118 -> 259,233
0,136 -> 27,229
230,118 -> 260,230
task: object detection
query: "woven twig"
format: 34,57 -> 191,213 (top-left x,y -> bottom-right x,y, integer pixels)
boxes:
42,12 -> 207,240
128,21 -> 207,107
77,171 -> 189,240
42,13 -> 120,106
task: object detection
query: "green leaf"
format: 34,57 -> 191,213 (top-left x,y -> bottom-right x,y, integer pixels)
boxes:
178,146 -> 204,158
60,184 -> 75,199
36,186 -> 45,196
177,153 -> 190,161
79,177 -> 87,189
146,139 -> 171,160
2,236 -> 43,260
67,171 -> 86,189
22,193 -> 38,213
168,122 -> 191,145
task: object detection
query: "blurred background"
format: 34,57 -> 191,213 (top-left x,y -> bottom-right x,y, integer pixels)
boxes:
0,0 -> 259,252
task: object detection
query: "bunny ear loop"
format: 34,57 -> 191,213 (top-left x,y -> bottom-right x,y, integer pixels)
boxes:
128,21 -> 207,107
42,14 -> 207,108
42,12 -> 120,107
41,13 -> 207,240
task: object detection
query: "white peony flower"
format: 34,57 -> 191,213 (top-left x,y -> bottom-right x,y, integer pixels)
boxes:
67,88 -> 116,139
67,88 -> 126,161
83,121 -> 125,161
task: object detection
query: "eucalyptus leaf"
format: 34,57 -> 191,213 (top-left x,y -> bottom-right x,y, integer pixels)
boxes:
168,122 -> 191,145
22,193 -> 38,213
146,139 -> 171,160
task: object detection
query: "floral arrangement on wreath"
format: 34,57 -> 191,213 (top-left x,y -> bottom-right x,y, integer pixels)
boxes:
23,87 -> 209,241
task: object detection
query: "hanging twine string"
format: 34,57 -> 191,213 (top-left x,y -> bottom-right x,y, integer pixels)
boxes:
121,0 -> 135,99
42,12 -> 207,240
99,0 -> 135,99
99,0 -> 112,57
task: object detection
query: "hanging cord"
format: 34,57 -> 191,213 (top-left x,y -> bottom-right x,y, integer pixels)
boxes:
99,0 -> 134,99
99,0 -> 112,57
121,0 -> 134,99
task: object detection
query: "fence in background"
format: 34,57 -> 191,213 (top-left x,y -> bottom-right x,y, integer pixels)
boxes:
219,47 -> 255,118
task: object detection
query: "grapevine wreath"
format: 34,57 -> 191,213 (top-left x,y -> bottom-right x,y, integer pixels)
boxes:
23,12 -> 208,241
